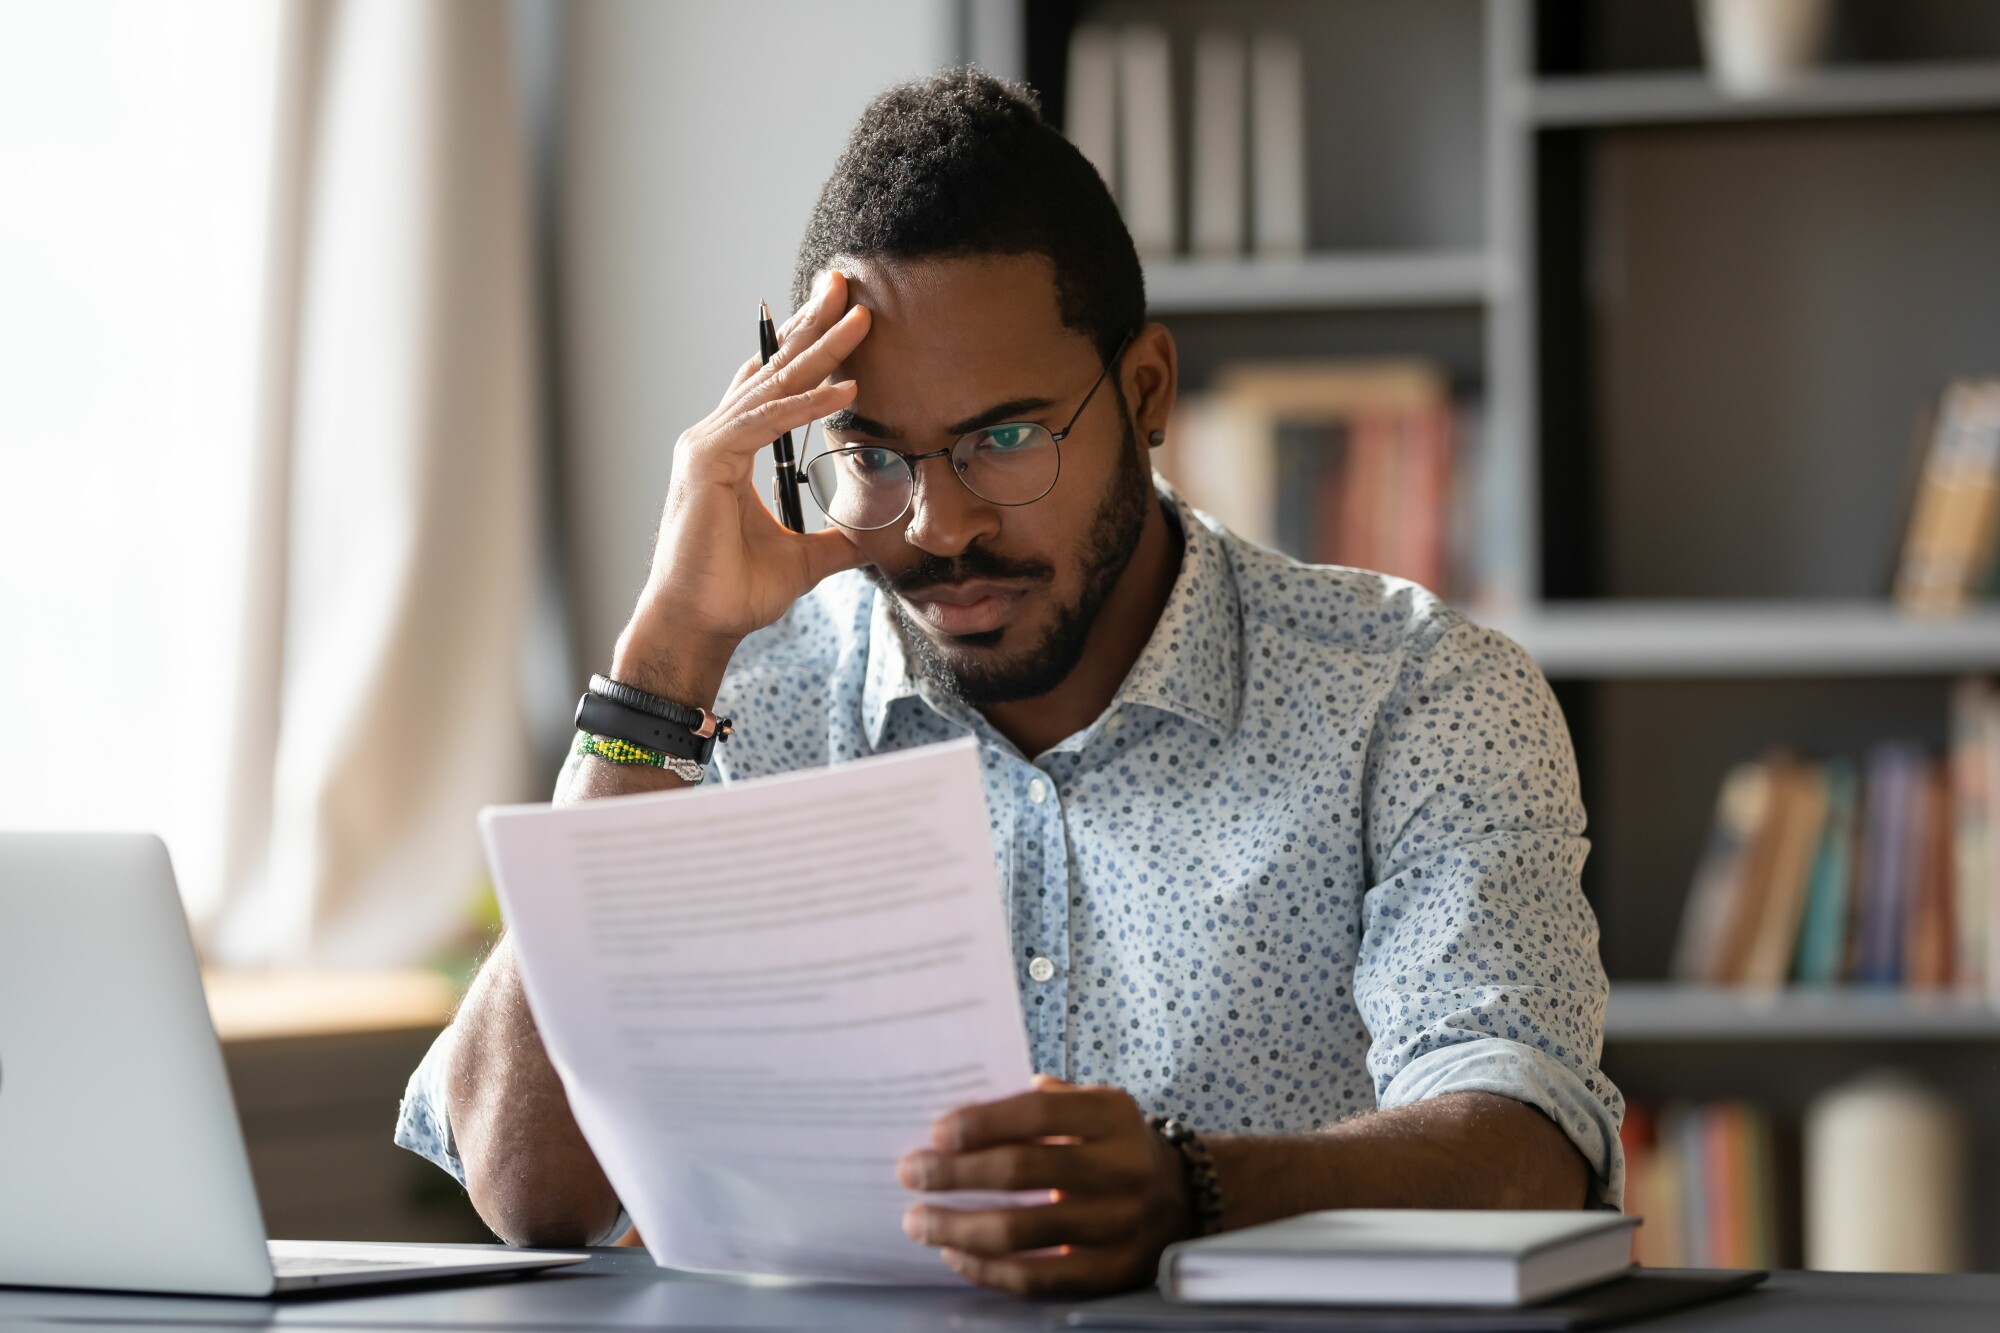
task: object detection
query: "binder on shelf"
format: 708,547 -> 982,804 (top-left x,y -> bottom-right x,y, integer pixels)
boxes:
1189,29 -> 1247,258
1064,24 -> 1119,198
1115,25 -> 1176,259
1248,30 -> 1308,256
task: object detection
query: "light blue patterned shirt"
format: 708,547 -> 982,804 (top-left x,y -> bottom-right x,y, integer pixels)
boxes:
397,484 -> 1624,1223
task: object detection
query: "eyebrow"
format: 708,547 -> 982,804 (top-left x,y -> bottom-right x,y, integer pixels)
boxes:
824,396 -> 1059,444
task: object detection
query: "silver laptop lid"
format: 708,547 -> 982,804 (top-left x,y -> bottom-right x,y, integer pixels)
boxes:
0,832 -> 275,1296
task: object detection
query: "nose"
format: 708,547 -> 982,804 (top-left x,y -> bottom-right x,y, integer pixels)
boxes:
902,452 -> 1001,558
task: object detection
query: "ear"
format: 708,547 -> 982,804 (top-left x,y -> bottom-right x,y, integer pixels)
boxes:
1122,321 -> 1178,448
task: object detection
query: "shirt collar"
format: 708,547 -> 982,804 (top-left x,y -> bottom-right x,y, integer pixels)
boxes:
860,480 -> 1243,750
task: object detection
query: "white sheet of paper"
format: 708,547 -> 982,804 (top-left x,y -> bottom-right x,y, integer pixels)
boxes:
480,736 -> 1036,1285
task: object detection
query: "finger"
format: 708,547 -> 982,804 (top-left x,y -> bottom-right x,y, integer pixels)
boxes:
734,304 -> 871,419
699,379 -> 857,463
725,353 -> 762,394
777,269 -> 837,338
797,525 -> 867,586
730,270 -> 849,408
906,1196 -> 1142,1257
899,1141 -> 1139,1195
939,1245 -> 1125,1301
936,1084 -> 1133,1153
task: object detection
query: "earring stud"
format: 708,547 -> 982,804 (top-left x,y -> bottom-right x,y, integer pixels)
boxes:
1147,429 -> 1165,447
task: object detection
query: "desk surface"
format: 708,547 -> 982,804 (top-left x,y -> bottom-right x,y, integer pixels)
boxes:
1,1250 -> 1995,1331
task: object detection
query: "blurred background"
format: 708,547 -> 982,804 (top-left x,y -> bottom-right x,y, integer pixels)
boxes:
1,0 -> 1997,1272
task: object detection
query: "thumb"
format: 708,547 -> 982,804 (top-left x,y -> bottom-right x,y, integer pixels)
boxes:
799,526 -> 868,587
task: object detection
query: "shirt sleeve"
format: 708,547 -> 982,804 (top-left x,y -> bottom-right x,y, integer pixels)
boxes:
1352,617 -> 1625,1209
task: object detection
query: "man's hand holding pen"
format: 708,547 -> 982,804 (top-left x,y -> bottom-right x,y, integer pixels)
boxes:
610,270 -> 869,705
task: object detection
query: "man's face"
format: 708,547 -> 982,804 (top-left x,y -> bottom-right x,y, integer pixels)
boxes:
820,254 -> 1152,706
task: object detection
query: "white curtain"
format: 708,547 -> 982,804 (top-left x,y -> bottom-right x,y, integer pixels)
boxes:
205,0 -> 542,965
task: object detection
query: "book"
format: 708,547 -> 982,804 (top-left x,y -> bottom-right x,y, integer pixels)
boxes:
1063,25 -> 1119,197
1792,758 -> 1858,984
1853,745 -> 1918,985
1738,760 -> 1827,988
1189,30 -> 1247,257
1671,762 -> 1772,983
1712,754 -> 1798,985
1906,757 -> 1955,988
1248,30 -> 1307,256
1116,25 -> 1176,258
1156,1211 -> 1636,1308
1892,379 -> 2000,613
1949,678 -> 1989,990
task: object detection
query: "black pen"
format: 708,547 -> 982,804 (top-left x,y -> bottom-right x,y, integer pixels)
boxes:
757,301 -> 808,532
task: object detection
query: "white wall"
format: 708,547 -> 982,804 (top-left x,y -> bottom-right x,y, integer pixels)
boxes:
555,1 -> 972,674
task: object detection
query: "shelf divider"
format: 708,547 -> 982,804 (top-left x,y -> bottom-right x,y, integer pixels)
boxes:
1491,601 -> 2000,679
1142,251 -> 1494,315
1606,982 -> 2000,1041
1525,61 -> 2000,129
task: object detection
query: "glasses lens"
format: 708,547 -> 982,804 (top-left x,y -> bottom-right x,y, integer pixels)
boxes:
805,447 -> 912,531
952,423 -> 1059,506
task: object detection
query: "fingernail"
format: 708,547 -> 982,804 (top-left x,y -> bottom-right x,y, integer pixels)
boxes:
900,1151 -> 934,1189
902,1208 -> 925,1241
812,270 -> 833,302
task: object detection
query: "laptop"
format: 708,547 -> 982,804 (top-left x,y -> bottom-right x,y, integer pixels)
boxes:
0,831 -> 588,1296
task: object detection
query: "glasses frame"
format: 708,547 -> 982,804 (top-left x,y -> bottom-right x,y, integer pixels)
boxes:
801,331 -> 1135,532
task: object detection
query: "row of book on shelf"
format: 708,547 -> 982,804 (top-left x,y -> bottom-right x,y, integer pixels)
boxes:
1619,1072 -> 1969,1274
1670,678 -> 2000,996
1065,24 -> 1308,258
1158,359 -> 1518,616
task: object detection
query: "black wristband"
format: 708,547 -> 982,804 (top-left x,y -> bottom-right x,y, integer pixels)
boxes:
575,692 -> 725,765
589,673 -> 707,728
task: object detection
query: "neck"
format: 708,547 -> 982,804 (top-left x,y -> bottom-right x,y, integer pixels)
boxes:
979,495 -> 1183,758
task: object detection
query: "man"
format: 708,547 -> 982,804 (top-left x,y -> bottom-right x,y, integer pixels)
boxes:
397,69 -> 1622,1298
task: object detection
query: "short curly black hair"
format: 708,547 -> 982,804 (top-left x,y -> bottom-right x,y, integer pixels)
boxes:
792,68 -> 1144,366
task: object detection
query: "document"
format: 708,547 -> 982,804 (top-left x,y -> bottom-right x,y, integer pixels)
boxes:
480,737 -> 1036,1285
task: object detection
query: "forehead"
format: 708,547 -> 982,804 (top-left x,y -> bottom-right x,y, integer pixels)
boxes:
828,254 -> 1097,428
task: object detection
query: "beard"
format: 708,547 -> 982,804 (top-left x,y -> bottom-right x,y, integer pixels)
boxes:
866,411 -> 1155,708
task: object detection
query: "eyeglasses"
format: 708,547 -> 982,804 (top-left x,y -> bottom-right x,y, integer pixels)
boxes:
801,332 -> 1133,532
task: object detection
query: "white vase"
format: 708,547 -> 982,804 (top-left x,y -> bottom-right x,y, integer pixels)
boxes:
1697,0 -> 1835,97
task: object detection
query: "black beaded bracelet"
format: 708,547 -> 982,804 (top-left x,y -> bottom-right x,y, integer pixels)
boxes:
1146,1114 -> 1224,1237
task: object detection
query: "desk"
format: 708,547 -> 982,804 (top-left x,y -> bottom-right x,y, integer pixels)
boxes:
1,1251 -> 1996,1331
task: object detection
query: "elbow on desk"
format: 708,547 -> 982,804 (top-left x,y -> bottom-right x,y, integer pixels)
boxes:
463,1158 -> 622,1250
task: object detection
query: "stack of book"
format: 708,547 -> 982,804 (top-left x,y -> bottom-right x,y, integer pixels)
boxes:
1892,378 -> 2000,613
1160,360 -> 1511,611
1619,1101 -> 1792,1270
1065,24 -> 1308,259
1670,679 -> 2000,993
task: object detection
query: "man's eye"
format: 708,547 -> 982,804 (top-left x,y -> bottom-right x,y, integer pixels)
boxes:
976,424 -> 1040,453
847,447 -> 902,475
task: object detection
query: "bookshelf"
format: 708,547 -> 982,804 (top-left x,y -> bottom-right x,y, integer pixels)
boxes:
1026,0 -> 2000,1267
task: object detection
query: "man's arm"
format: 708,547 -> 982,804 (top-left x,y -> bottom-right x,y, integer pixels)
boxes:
424,272 -> 872,1246
1206,1090 -> 1588,1227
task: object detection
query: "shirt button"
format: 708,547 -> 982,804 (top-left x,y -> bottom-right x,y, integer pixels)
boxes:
1028,956 -> 1056,983
1028,778 -> 1049,804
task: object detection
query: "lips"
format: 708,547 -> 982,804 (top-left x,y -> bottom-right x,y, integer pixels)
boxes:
902,581 -> 1028,636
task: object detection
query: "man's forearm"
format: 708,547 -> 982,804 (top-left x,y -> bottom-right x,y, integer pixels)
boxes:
445,646 -> 727,1243
443,938 -> 623,1245
1207,1092 -> 1592,1232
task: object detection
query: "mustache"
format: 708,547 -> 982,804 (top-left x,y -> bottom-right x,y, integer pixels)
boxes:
879,545 -> 1055,597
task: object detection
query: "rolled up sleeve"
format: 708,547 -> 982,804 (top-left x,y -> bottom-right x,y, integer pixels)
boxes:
1353,620 -> 1624,1208
394,1025 -> 468,1186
